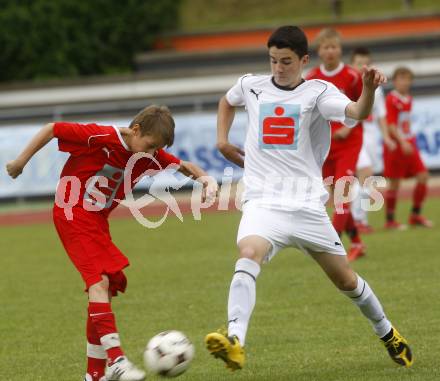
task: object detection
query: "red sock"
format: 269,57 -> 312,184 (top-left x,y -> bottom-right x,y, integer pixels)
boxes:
346,210 -> 361,244
412,183 -> 427,213
86,315 -> 106,381
385,189 -> 397,222
88,302 -> 124,364
332,204 -> 350,235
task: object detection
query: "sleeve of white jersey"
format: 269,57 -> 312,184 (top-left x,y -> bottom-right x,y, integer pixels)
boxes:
225,74 -> 250,107
316,81 -> 357,128
373,86 -> 386,119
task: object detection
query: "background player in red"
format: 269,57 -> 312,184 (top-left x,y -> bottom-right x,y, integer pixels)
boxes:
306,28 -> 365,261
6,105 -> 218,381
384,67 -> 432,229
350,47 -> 396,234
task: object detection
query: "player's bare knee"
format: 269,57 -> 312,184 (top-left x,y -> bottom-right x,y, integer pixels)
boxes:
89,275 -> 110,297
239,246 -> 262,263
335,273 -> 358,291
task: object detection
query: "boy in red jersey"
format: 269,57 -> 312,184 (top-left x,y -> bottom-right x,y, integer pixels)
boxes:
306,28 -> 365,261
384,67 -> 432,229
6,105 -> 217,381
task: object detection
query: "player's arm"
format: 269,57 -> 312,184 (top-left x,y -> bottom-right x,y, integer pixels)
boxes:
387,122 -> 413,155
345,67 -> 386,120
378,116 -> 397,150
217,96 -> 245,168
178,161 -> 218,202
6,122 -> 55,179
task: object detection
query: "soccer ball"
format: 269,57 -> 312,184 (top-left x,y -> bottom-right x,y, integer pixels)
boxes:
144,330 -> 195,377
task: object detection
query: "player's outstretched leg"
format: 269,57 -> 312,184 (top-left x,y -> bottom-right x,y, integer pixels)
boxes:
311,252 -> 413,367
88,277 -> 146,381
206,253 -> 262,371
342,274 -> 413,367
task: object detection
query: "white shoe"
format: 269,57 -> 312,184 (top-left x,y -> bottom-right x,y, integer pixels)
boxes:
105,356 -> 146,381
84,374 -> 107,381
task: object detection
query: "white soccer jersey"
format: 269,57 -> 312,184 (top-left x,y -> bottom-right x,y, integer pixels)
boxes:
226,74 -> 357,211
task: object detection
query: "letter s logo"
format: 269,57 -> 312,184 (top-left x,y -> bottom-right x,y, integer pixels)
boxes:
262,106 -> 295,145
259,104 -> 300,150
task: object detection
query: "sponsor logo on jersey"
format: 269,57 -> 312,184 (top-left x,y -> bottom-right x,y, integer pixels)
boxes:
258,103 -> 300,150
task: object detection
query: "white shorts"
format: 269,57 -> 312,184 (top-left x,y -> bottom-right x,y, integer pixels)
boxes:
356,135 -> 377,170
237,201 -> 346,262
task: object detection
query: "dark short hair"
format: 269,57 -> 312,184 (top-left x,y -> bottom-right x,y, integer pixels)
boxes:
267,26 -> 308,58
352,46 -> 371,57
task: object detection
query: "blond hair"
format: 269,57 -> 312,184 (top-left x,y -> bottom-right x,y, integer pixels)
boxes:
392,67 -> 414,80
314,27 -> 341,47
129,105 -> 175,147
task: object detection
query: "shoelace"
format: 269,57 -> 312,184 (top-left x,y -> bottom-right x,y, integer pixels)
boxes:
386,336 -> 403,353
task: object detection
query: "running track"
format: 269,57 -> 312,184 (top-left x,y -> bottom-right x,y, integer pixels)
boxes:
1,186 -> 439,226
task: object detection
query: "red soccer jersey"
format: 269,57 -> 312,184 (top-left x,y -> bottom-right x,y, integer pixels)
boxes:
386,90 -> 414,141
306,63 -> 363,153
53,122 -> 181,218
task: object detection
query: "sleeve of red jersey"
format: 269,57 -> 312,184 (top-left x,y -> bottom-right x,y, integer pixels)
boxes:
304,67 -> 318,80
155,149 -> 181,169
385,94 -> 399,125
53,122 -> 114,154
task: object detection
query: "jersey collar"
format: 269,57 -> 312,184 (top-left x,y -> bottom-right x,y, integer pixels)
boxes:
319,62 -> 344,77
391,90 -> 411,103
271,77 -> 305,91
112,126 -> 130,151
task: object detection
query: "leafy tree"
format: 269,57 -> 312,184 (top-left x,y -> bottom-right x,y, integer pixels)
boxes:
0,0 -> 180,81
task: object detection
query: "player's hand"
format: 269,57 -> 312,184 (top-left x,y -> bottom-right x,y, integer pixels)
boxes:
217,141 -> 245,168
401,140 -> 413,155
332,127 -> 351,140
383,136 -> 397,151
6,159 -> 25,179
201,177 -> 218,204
361,66 -> 387,90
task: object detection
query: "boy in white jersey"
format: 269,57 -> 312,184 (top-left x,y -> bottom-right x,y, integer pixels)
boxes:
350,47 -> 397,233
205,26 -> 412,371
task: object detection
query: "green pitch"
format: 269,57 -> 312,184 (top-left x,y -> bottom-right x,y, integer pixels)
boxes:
1,199 -> 439,380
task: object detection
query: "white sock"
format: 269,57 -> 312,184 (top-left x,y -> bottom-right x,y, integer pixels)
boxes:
359,186 -> 370,224
342,275 -> 392,338
228,258 -> 261,346
351,184 -> 369,224
351,181 -> 363,222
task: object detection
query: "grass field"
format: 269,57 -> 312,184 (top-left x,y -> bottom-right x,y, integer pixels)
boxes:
1,198 -> 439,380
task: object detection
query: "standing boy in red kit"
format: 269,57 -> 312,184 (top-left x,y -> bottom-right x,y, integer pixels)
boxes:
306,28 -> 365,261
6,105 -> 217,381
384,67 -> 432,229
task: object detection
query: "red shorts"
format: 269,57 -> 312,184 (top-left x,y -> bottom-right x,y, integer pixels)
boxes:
383,139 -> 427,179
53,206 -> 129,296
323,143 -> 362,182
